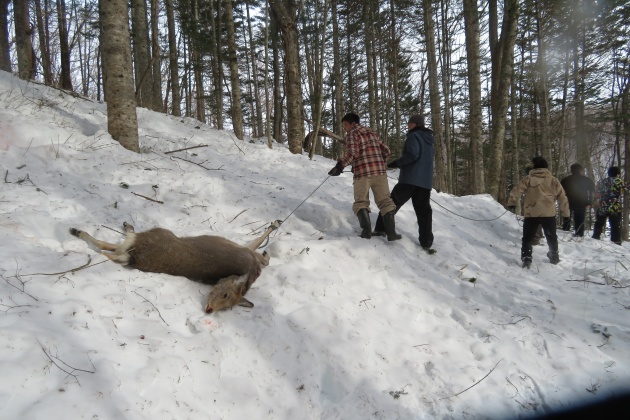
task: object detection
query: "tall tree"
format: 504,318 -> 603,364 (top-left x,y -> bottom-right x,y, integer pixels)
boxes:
486,0 -> 519,200
150,0 -> 163,111
131,0 -> 154,109
57,0 -> 73,90
14,0 -> 35,80
0,0 -> 9,72
165,0 -> 181,116
422,0 -> 446,192
34,0 -> 53,84
269,0 -> 305,153
462,0 -> 485,193
100,0 -> 139,152
225,0 -> 244,140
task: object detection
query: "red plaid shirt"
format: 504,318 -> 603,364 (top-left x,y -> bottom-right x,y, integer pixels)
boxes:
339,125 -> 390,178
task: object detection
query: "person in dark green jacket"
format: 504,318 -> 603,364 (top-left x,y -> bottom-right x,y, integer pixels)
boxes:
374,114 -> 435,250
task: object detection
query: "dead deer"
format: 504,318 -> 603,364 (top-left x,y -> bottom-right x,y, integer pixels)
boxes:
69,220 -> 281,313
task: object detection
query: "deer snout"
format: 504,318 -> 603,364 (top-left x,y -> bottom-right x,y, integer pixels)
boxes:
205,305 -> 214,314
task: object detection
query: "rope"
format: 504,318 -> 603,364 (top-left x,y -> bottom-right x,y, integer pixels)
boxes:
430,197 -> 510,221
257,175 -> 332,248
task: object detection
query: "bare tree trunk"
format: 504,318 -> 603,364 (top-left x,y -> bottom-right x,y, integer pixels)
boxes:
225,0 -> 244,140
150,0 -> 163,111
14,0 -> 35,80
331,0 -> 343,156
309,0 -> 329,160
622,79 -> 630,241
462,0 -> 485,194
271,21 -> 283,142
209,0 -> 223,128
364,2 -> 376,128
34,0 -> 52,84
440,0 -> 453,192
57,0 -> 73,90
534,0 -> 551,172
422,0 -> 445,192
264,0 -> 272,147
486,0 -> 519,201
0,0 -> 10,72
99,0 -> 139,152
131,0 -> 152,108
191,0 -> 205,123
246,2 -> 263,138
389,0 -> 400,146
269,0 -> 304,154
165,0 -> 181,116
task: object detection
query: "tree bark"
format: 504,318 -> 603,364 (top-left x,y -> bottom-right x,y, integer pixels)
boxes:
131,0 -> 153,108
165,0 -> 181,116
57,0 -> 73,90
422,0 -> 445,192
150,0 -> 163,111
269,0 -> 304,153
34,0 -> 52,84
331,0 -> 343,156
534,0 -> 551,172
246,1 -> 263,138
0,0 -> 9,72
225,0 -> 244,140
100,0 -> 139,152
486,0 -> 519,201
462,0 -> 485,194
209,0 -> 223,129
14,0 -> 35,80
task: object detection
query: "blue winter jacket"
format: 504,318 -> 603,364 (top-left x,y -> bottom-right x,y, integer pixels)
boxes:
391,126 -> 434,190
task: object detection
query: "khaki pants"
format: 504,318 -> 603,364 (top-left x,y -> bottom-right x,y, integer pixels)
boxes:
352,175 -> 396,215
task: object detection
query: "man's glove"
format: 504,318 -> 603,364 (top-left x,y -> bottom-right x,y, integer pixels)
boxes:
507,206 -> 516,213
328,161 -> 343,176
387,161 -> 398,169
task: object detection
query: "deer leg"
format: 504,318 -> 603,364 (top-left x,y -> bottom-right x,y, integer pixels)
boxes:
244,220 -> 281,251
69,228 -> 119,252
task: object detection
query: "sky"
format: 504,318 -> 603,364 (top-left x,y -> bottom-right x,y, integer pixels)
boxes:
1,70 -> 629,420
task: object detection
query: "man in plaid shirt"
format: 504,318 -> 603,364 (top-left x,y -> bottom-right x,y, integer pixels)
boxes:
328,113 -> 400,241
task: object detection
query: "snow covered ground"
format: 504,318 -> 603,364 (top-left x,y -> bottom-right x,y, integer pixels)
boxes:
1,70 -> 629,419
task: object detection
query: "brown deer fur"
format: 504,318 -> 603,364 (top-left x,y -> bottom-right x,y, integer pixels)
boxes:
69,221 -> 280,313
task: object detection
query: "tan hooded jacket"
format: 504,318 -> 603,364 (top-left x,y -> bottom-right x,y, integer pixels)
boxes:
508,168 -> 570,218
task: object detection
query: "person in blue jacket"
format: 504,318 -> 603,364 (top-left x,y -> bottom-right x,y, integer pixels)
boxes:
374,114 -> 435,250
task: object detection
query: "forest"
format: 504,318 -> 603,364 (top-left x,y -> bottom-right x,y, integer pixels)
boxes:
1,0 -> 629,205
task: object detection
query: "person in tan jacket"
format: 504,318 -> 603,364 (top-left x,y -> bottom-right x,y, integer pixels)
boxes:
507,156 -> 570,268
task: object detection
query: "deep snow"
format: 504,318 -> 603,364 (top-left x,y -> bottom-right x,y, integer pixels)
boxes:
1,71 -> 629,419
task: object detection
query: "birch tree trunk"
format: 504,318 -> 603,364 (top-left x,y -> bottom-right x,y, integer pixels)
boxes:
486,0 -> 519,201
100,0 -> 139,152
269,0 -> 304,154
225,0 -> 244,140
462,0 -> 485,194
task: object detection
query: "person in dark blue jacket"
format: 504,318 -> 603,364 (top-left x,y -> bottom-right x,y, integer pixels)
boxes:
374,114 -> 435,250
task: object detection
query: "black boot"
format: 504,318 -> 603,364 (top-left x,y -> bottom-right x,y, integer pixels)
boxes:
383,211 -> 401,241
357,208 -> 372,239
547,238 -> 560,264
372,214 -> 386,237
521,244 -> 533,269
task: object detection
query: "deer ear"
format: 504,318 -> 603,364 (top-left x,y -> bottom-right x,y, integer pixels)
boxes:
237,297 -> 254,308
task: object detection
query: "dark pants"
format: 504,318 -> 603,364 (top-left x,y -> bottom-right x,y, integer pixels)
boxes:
375,183 -> 434,248
522,217 -> 558,261
592,212 -> 622,245
562,207 -> 587,236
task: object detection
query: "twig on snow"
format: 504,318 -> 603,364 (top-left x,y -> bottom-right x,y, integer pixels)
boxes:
164,144 -> 208,154
39,342 -> 96,385
131,191 -> 164,204
440,358 -> 504,400
133,290 -> 169,326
